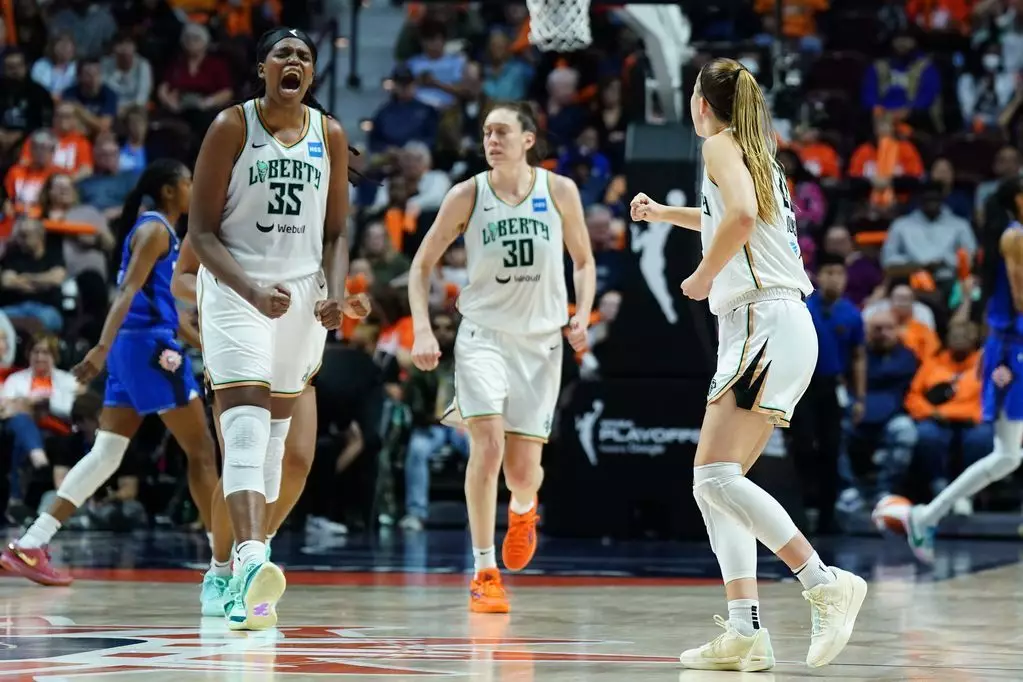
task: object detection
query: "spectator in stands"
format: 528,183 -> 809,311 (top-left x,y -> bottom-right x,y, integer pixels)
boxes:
30,33 -> 78,99
4,129 -> 58,220
822,226 -> 884,307
40,173 -> 114,281
47,0 -> 117,61
0,218 -> 66,333
975,145 -> 1021,223
861,30 -> 943,133
0,314 -> 15,370
958,42 -> 1015,132
405,19 -> 470,153
905,319 -> 990,510
77,136 -> 138,221
62,58 -> 118,136
157,22 -> 233,142
557,126 -> 612,207
0,325 -> 47,524
794,253 -> 866,530
585,204 -> 624,298
844,308 -> 919,504
117,105 -> 149,174
590,77 -> 629,175
848,116 -> 925,209
11,0 -> 48,64
400,310 -> 463,532
373,141 -> 451,213
906,0 -> 972,33
881,183 -> 976,294
369,65 -> 438,155
545,67 -> 588,155
113,0 -> 184,77
101,32 -> 154,114
778,148 -> 827,232
481,29 -> 533,102
754,0 -> 827,52
793,125 -> 842,182
361,222 -> 411,286
866,282 -> 941,360
21,102 -> 94,181
929,157 -> 973,219
0,48 -> 54,157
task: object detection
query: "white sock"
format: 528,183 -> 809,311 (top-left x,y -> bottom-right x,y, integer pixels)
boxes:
210,557 -> 231,577
473,546 -> 497,573
17,513 -> 61,549
794,552 -> 836,590
235,540 -> 266,570
206,532 -> 214,552
728,598 -> 760,637
266,531 -> 275,544
509,496 -> 534,514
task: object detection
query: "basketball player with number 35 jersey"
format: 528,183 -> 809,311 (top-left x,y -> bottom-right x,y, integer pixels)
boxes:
409,102 -> 596,615
632,58 -> 867,672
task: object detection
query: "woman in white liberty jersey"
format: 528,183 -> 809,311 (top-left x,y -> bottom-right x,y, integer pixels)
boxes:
409,102 -> 596,614
188,28 -> 364,631
631,58 -> 867,671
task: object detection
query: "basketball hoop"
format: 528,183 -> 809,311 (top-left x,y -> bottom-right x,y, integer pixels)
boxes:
526,0 -> 593,52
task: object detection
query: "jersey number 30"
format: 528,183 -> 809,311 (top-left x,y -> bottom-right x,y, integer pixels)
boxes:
268,182 -> 303,216
502,238 -> 535,268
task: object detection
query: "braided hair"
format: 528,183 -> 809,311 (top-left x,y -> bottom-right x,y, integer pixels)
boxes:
253,28 -> 370,185
118,158 -> 189,238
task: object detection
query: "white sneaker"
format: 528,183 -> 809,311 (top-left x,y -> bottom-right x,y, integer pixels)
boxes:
679,615 -> 775,672
803,567 -> 868,667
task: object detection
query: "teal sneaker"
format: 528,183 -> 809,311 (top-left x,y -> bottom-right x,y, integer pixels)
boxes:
225,561 -> 286,631
200,570 -> 230,617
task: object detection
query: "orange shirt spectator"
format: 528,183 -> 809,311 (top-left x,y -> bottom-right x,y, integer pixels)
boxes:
797,141 -> 842,180
4,165 -> 55,219
904,348 -> 982,423
19,132 -> 92,180
754,0 -> 829,39
906,0 -> 972,32
899,317 -> 941,361
848,138 -> 924,180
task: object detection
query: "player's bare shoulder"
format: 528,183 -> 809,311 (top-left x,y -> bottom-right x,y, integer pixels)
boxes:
546,170 -> 579,203
1002,224 -> 1023,263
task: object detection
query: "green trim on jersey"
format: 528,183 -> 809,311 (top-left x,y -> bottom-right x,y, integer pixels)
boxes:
232,103 -> 248,164
544,169 -> 564,220
485,167 -> 537,208
254,99 -> 311,149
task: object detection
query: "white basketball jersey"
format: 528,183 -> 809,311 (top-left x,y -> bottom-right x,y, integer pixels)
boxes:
220,99 -> 330,282
457,168 -> 568,335
700,160 -> 813,314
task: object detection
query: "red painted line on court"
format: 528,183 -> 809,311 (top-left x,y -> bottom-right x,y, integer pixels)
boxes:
0,568 -> 722,587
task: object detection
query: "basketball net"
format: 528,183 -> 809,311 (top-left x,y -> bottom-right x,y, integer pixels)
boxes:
526,0 -> 593,52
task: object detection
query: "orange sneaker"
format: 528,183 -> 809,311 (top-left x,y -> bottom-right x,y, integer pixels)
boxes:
502,497 -> 539,571
469,568 -> 510,613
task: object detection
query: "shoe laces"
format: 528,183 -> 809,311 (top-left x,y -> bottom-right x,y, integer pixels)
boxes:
702,615 -> 736,653
804,592 -> 833,637
474,571 -> 506,598
506,511 -> 538,551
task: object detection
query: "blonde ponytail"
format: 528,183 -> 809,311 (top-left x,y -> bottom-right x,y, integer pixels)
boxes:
730,69 -> 779,225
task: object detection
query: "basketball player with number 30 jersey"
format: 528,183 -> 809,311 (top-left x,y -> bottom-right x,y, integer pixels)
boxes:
409,102 -> 596,614
632,58 -> 866,671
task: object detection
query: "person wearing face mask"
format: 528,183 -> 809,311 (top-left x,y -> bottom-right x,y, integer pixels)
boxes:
958,44 -> 1015,131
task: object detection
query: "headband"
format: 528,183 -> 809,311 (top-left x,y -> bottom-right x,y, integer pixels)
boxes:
257,27 -> 318,64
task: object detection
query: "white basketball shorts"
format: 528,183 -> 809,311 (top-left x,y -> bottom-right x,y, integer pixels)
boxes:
442,316 -> 564,442
197,267 -> 327,397
706,297 -> 817,427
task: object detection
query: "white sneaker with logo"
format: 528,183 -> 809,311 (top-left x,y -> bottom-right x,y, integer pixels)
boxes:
803,567 -> 868,667
679,615 -> 775,672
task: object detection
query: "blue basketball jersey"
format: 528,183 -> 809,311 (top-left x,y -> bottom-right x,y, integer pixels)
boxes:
982,221 -> 1023,421
117,211 -> 180,332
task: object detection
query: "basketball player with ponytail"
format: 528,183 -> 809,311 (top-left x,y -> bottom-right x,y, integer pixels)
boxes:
188,28 -> 366,630
632,59 -> 867,670
1,160 -> 220,587
410,101 -> 595,614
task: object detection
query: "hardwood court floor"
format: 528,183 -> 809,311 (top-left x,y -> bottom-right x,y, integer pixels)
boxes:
2,561 -> 1023,679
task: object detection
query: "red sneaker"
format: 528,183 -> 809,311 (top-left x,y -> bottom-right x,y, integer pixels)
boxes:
0,543 -> 73,586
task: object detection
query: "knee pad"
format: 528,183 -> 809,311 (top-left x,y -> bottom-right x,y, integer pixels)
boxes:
220,405 -> 270,497
56,431 -> 131,507
263,419 -> 289,504
693,463 -> 798,553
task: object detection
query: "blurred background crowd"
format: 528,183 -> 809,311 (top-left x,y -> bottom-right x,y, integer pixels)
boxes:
0,0 -> 1020,541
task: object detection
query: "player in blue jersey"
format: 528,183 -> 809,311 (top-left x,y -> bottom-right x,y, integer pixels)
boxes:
875,176 -> 1023,563
0,160 -> 219,586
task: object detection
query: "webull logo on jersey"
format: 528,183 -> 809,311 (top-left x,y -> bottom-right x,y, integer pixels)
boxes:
482,217 -> 552,245
248,158 -> 323,189
574,399 -> 700,465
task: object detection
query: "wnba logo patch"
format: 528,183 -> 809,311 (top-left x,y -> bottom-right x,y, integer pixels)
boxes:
532,197 -> 547,212
308,141 -> 323,158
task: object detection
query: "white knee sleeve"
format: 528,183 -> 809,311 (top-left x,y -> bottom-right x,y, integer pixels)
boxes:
693,462 -> 799,553
264,418 -> 290,504
694,464 -> 758,583
220,405 -> 271,497
56,431 -> 131,507
990,417 -> 1023,478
